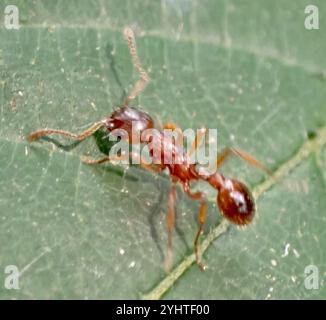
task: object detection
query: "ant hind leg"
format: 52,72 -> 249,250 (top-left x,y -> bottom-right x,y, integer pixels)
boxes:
216,147 -> 271,174
164,181 -> 177,272
183,183 -> 208,271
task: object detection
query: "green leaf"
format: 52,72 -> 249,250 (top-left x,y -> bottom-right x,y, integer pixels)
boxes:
1,0 -> 326,299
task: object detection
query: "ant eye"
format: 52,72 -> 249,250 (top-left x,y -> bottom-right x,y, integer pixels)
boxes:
217,179 -> 255,225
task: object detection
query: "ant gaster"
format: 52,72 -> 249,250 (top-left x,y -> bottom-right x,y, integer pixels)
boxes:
28,27 -> 270,271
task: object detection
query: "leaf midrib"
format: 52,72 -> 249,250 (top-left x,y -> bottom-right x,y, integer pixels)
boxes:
1,119 -> 326,299
143,121 -> 326,300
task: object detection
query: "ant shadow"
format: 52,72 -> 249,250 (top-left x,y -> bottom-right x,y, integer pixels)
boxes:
147,178 -> 191,263
41,136 -> 82,151
42,130 -> 191,262
96,130 -> 192,260
38,40 -> 191,264
105,42 -> 127,106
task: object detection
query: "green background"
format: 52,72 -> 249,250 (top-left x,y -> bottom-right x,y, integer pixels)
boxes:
0,0 -> 326,299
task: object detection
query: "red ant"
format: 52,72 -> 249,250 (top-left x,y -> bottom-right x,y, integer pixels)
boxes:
28,27 -> 270,271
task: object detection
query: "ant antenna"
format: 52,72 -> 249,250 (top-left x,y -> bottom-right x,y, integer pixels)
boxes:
123,27 -> 150,107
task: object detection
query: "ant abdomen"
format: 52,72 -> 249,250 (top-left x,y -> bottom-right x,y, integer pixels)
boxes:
217,178 -> 255,225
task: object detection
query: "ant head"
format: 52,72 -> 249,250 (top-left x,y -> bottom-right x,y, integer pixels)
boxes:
217,178 -> 255,225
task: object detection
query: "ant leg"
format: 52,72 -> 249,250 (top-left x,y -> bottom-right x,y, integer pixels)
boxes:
188,128 -> 208,157
27,121 -> 106,143
162,123 -> 208,158
164,181 -> 177,272
216,147 -> 271,174
163,122 -> 179,130
123,27 -> 150,107
129,152 -> 165,173
163,122 -> 184,150
183,183 -> 208,271
81,154 -> 127,165
82,152 -> 164,174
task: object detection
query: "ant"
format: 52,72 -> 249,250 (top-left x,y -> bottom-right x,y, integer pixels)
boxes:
28,27 -> 270,271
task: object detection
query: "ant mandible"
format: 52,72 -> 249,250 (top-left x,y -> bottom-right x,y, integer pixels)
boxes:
28,27 -> 270,271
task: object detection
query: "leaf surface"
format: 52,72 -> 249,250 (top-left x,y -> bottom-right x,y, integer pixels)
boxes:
0,0 -> 325,299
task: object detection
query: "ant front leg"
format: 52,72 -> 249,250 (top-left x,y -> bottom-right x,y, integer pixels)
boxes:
183,183 -> 208,271
123,27 -> 150,107
82,152 -> 164,175
81,155 -> 126,165
27,121 -> 106,143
